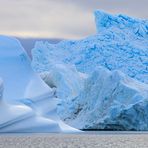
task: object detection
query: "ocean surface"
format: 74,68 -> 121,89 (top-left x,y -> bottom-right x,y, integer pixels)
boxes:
0,132 -> 148,148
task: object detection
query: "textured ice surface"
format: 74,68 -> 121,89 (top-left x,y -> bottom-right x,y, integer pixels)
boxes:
0,36 -> 79,133
31,11 -> 148,130
62,67 -> 148,130
32,11 -> 148,84
40,67 -> 148,130
40,64 -> 87,119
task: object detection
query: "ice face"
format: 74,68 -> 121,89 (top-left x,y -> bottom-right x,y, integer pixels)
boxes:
41,66 -> 148,130
0,35 -> 79,133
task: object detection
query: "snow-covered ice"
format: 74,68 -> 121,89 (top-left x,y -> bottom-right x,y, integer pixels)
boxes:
31,11 -> 148,130
0,36 -> 79,133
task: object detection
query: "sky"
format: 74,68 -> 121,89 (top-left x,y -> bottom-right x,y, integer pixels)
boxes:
0,0 -> 147,39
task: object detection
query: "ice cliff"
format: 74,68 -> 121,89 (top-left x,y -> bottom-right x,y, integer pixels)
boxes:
32,11 -> 148,130
0,36 -> 79,133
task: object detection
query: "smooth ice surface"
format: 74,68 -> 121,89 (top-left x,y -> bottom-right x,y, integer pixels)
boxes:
0,78 -> 34,132
0,36 -> 79,133
32,11 -> 148,84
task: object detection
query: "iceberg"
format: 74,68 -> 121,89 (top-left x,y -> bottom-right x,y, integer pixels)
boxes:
31,11 -> 148,130
0,36 -> 79,133
32,11 -> 148,84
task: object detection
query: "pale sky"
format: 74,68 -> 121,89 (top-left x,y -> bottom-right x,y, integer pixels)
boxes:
0,0 -> 147,39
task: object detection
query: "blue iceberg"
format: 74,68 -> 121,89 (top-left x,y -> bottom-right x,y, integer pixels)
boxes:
32,11 -> 148,130
32,11 -> 148,84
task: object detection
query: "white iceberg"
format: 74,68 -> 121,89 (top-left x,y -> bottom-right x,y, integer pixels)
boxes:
0,36 -> 79,133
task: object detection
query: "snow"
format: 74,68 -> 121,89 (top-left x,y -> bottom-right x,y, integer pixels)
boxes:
32,11 -> 148,84
0,36 -> 79,133
31,11 -> 148,130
